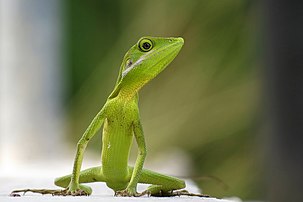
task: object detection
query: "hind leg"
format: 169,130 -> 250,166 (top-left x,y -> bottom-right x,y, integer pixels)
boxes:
54,166 -> 106,195
136,167 -> 208,197
133,167 -> 185,196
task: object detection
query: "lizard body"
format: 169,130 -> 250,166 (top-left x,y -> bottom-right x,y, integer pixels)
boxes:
11,37 -> 208,197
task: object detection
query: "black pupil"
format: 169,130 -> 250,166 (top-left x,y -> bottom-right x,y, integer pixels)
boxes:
142,42 -> 151,50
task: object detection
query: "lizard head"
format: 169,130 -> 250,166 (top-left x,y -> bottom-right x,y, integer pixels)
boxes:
112,36 -> 184,98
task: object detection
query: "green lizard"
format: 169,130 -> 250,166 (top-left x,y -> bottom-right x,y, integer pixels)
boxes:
11,36 -> 207,197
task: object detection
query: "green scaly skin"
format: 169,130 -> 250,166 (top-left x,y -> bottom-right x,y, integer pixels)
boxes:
10,37 -> 209,197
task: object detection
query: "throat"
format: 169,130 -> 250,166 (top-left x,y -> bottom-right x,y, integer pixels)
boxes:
114,86 -> 139,102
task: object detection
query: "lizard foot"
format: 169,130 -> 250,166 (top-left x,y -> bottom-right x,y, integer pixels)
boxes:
152,189 -> 210,197
174,189 -> 210,197
10,188 -> 69,197
115,188 -> 150,197
10,187 -> 90,197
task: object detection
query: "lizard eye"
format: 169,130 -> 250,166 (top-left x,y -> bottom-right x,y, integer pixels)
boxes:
138,38 -> 153,52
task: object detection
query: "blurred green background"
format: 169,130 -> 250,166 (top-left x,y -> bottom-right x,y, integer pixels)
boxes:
63,0 -> 264,200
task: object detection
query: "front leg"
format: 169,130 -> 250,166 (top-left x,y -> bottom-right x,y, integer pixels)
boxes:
67,108 -> 105,195
116,120 -> 146,197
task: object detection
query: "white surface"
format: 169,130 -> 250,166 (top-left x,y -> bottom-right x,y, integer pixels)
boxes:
1,176 -> 239,202
0,157 -> 241,202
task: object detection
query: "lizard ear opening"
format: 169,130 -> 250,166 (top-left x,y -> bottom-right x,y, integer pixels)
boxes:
114,56 -> 132,87
125,59 -> 133,68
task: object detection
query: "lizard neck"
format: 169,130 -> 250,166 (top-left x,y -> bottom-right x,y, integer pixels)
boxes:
118,90 -> 139,103
108,85 -> 139,103
108,80 -> 143,102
